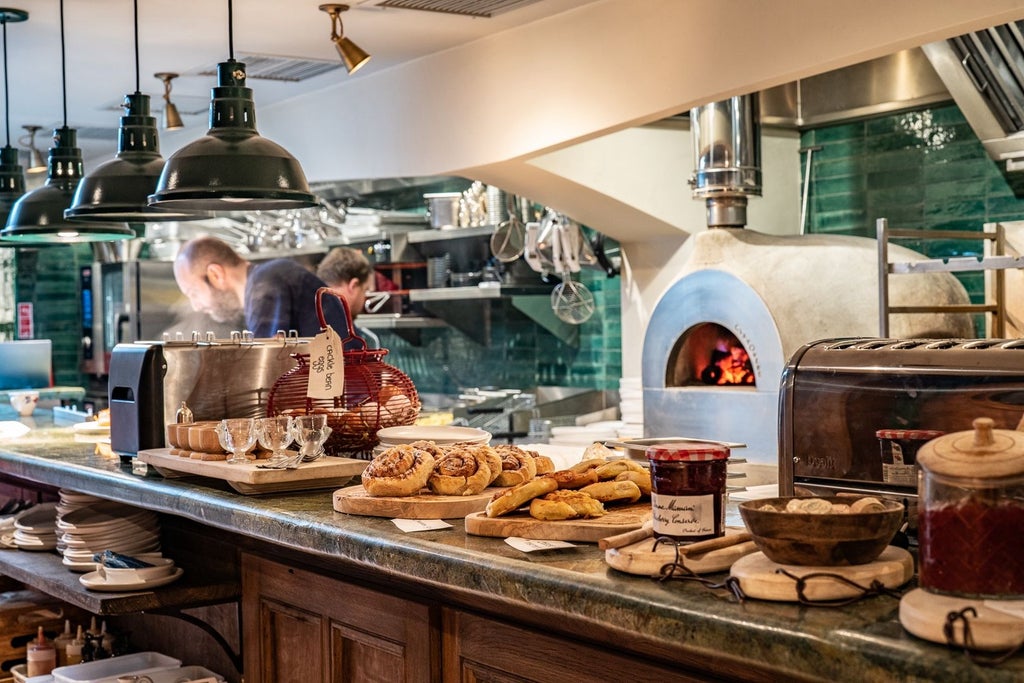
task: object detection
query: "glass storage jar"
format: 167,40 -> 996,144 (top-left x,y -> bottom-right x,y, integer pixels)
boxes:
915,417 -> 1024,598
646,441 -> 729,541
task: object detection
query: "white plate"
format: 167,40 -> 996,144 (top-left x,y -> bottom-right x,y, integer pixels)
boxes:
13,502 -> 58,533
71,421 -> 110,434
377,425 -> 490,445
62,556 -> 98,572
79,567 -> 183,592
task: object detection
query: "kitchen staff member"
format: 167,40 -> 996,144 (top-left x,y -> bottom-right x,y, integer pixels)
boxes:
316,246 -> 381,349
173,236 -> 344,339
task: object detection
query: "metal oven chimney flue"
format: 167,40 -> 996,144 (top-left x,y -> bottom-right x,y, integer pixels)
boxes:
688,95 -> 762,228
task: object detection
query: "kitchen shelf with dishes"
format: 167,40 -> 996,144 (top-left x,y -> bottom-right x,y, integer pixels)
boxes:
364,223 -> 580,346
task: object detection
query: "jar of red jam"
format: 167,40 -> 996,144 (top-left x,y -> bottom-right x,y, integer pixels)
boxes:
646,441 -> 729,541
915,417 -> 1024,598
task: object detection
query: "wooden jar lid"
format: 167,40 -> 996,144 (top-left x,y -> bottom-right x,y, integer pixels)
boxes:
916,417 -> 1024,478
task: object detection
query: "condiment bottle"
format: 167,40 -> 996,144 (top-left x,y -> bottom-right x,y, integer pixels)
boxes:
65,625 -> 84,665
646,441 -> 730,541
916,417 -> 1024,598
26,626 -> 56,676
53,619 -> 74,666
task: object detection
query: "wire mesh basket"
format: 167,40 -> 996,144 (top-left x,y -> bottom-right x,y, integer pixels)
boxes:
267,288 -> 420,457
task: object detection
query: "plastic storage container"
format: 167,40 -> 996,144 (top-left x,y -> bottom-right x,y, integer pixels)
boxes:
51,652 -> 181,683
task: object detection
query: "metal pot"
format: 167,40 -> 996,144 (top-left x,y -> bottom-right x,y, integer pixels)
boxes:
424,192 -> 461,229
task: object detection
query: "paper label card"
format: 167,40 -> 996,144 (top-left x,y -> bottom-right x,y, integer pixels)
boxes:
505,537 -> 577,552
307,326 -> 344,400
392,518 -> 452,532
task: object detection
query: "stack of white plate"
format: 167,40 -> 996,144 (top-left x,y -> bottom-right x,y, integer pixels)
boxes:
549,421 -> 624,447
12,502 -> 59,551
373,425 -> 491,456
57,501 -> 161,572
617,376 -> 644,439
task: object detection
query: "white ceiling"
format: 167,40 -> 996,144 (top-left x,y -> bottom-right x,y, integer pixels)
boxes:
2,0 -> 599,167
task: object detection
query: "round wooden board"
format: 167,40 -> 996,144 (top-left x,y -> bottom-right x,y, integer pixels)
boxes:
900,587 -> 1024,651
333,484 -> 498,519
730,546 -> 913,602
606,532 -> 757,576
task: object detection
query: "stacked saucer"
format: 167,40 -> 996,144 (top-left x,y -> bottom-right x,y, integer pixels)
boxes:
12,502 -> 59,551
57,501 -> 161,572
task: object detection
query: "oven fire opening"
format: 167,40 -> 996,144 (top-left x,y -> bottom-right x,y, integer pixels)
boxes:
667,322 -> 756,387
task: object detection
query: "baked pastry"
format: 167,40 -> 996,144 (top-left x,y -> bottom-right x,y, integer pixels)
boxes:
568,457 -> 606,475
595,459 -> 647,480
579,480 -> 643,504
529,490 -> 606,520
785,497 -> 833,514
615,469 -> 652,496
467,444 -> 503,486
428,445 -> 493,496
361,444 -> 435,497
492,445 -> 539,487
850,497 -> 886,513
533,454 -> 556,475
583,442 -> 617,460
548,468 -> 599,490
485,476 -> 558,517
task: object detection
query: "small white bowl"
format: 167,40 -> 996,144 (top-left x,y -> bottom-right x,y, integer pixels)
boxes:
97,557 -> 175,583
377,425 -> 490,446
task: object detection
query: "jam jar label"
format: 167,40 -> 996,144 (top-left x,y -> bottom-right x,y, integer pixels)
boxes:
651,493 -> 715,537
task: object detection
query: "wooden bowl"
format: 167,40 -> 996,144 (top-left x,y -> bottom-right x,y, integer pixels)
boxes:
165,423 -> 189,448
186,422 -> 225,453
738,496 -> 904,566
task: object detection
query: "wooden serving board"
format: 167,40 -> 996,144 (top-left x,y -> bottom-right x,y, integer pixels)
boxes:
605,528 -> 757,576
730,546 -> 913,602
333,484 -> 499,519
138,448 -> 367,494
900,587 -> 1024,651
465,502 -> 651,543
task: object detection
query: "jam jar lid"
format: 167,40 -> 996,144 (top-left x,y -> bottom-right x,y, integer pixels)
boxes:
916,417 -> 1024,478
646,442 -> 730,462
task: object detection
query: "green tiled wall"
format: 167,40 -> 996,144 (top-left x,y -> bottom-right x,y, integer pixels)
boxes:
802,104 -> 1024,312
15,245 -> 90,386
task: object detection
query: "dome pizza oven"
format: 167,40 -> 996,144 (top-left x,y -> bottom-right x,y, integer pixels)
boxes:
641,96 -> 976,465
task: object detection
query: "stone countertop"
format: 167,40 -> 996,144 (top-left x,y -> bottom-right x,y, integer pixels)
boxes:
0,415 -> 1020,682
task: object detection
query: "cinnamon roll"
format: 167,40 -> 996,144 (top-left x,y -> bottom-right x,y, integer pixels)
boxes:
361,444 -> 435,497
428,445 -> 493,496
492,444 -> 539,487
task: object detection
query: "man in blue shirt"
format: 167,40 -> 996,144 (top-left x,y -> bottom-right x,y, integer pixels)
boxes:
174,236 -> 342,339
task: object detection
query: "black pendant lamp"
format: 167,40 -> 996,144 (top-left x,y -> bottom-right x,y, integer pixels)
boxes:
0,8 -> 28,225
0,0 -> 133,243
65,0 -> 198,224
148,0 -> 317,212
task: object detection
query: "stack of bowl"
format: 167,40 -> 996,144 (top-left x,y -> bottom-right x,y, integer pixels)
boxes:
373,425 -> 491,456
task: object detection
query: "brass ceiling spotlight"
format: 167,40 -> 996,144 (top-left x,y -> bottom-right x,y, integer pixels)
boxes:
319,4 -> 370,74
155,72 -> 183,130
21,124 -> 44,173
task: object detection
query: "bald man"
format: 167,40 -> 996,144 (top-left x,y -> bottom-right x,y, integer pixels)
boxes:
174,236 -> 341,338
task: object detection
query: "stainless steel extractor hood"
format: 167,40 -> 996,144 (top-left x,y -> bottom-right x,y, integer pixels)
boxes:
922,21 -> 1024,174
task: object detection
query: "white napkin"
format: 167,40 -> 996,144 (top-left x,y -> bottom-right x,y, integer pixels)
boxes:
0,421 -> 30,440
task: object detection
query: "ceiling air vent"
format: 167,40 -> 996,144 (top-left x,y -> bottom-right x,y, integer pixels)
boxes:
373,0 -> 543,18
196,52 -> 342,82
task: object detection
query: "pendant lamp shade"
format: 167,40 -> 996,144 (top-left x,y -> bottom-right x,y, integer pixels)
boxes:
0,126 -> 134,243
0,8 -> 28,227
66,94 -> 196,223
148,59 -> 317,212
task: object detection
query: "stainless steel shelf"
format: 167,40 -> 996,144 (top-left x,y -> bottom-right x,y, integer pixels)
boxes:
409,284 -> 550,302
357,314 -> 448,330
406,224 -> 497,244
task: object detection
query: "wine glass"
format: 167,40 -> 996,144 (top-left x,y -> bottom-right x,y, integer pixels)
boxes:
256,416 -> 294,467
216,418 -> 258,464
292,414 -> 331,464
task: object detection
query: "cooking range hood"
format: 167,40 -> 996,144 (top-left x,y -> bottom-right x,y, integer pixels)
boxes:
923,21 -> 1024,183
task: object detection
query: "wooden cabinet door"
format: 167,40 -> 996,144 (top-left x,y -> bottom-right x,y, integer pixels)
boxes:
442,609 -> 709,683
242,554 -> 439,683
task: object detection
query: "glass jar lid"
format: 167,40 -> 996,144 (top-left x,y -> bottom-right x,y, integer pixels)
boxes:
646,442 -> 730,461
916,417 -> 1024,478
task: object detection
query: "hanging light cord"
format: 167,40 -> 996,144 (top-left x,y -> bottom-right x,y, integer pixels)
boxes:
59,0 -> 66,127
2,17 -> 9,148
227,0 -> 234,60
133,0 -> 140,93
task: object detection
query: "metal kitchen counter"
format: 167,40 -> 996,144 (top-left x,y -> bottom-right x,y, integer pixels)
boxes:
0,417 -> 1020,682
